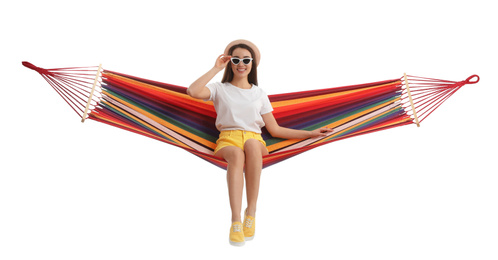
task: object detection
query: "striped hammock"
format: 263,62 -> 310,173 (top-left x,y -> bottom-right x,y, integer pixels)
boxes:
22,62 -> 479,169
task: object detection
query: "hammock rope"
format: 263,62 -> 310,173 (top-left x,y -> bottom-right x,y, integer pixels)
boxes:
401,74 -> 479,123
23,62 -> 479,169
22,62 -> 104,119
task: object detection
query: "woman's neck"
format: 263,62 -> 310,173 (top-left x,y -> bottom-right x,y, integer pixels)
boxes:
230,78 -> 252,89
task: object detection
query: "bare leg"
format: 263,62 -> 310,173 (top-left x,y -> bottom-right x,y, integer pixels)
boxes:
215,146 -> 245,223
243,139 -> 268,217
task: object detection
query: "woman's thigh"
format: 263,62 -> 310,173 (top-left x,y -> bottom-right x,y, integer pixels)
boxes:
244,138 -> 269,157
214,145 -> 245,163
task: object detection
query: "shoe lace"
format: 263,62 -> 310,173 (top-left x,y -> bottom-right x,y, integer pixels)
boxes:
244,218 -> 253,229
233,223 -> 242,232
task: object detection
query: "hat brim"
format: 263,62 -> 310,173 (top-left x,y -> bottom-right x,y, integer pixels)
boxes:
224,39 -> 260,66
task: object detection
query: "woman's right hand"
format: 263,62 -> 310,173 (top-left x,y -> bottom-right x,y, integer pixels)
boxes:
214,54 -> 231,71
188,54 -> 230,99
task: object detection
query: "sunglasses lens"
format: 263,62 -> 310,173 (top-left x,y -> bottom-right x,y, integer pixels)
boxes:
231,58 -> 240,65
242,59 -> 252,65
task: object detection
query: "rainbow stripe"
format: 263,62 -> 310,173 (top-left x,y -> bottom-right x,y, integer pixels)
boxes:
89,71 -> 413,169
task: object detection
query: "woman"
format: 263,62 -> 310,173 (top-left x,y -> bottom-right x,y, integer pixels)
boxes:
188,39 -> 332,246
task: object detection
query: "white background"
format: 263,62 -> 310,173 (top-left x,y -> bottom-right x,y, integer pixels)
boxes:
1,0 -> 497,259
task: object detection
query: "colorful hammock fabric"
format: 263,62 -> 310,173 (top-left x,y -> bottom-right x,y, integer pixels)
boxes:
22,62 -> 479,169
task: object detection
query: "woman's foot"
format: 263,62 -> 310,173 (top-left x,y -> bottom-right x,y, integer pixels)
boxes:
243,209 -> 256,241
229,222 -> 245,246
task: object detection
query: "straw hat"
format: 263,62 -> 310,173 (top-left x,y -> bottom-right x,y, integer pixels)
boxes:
224,39 -> 261,66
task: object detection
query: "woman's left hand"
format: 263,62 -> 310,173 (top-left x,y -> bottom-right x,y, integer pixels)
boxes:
310,127 -> 334,137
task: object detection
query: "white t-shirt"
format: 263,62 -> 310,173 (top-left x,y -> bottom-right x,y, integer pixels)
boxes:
206,82 -> 273,133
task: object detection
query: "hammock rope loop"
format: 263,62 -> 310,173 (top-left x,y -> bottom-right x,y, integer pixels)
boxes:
22,61 -> 53,76
464,75 -> 479,84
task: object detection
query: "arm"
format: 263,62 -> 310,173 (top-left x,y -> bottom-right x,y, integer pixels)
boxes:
262,112 -> 334,139
187,54 -> 231,100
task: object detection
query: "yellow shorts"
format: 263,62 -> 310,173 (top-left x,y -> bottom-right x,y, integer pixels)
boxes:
214,130 -> 267,155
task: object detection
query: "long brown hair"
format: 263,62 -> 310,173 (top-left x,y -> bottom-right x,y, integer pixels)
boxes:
221,44 -> 258,86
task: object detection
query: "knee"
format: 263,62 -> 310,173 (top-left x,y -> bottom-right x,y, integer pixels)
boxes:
244,139 -> 264,157
224,149 -> 245,167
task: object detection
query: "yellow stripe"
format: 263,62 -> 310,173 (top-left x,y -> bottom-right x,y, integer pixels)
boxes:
101,99 -> 194,150
102,97 -> 191,149
105,72 -> 215,110
104,72 -> 403,153
313,103 -> 405,144
105,92 -> 217,150
266,97 -> 401,152
91,111 -> 173,144
271,81 -> 401,108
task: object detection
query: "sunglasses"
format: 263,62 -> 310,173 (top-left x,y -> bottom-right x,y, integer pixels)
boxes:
230,57 -> 253,65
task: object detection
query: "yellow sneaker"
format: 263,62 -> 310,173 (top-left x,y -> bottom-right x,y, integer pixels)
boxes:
229,222 -> 245,246
243,210 -> 255,241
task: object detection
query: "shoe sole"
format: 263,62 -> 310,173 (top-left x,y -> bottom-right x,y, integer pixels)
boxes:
244,235 -> 254,241
229,239 -> 245,247
244,229 -> 255,241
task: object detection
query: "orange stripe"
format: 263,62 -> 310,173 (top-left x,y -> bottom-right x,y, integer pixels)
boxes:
105,73 -> 216,116
314,104 -> 405,144
91,111 -> 173,144
105,92 -> 217,150
101,99 -> 193,149
271,81 -> 401,108
266,97 -> 401,152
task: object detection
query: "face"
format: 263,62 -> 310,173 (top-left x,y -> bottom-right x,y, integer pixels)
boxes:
230,47 -> 253,79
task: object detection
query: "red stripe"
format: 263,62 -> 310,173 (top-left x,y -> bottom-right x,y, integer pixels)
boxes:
104,74 -> 217,118
273,83 -> 400,118
269,78 -> 400,101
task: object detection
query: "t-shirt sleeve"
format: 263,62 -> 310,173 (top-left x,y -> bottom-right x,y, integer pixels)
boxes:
260,90 -> 274,115
204,82 -> 220,101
